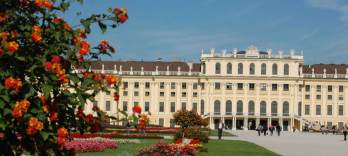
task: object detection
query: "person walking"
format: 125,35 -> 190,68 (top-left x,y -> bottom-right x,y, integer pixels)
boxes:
332,125 -> 336,135
257,124 -> 262,136
218,120 -> 224,140
276,125 -> 282,136
269,125 -> 274,136
343,125 -> 347,141
263,124 -> 268,136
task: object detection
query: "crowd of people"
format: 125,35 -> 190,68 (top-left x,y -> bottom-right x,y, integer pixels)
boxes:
256,124 -> 282,136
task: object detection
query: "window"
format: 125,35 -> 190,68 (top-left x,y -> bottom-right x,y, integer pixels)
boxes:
159,118 -> 164,127
170,92 -> 175,97
260,83 -> 267,91
305,85 -> 310,92
226,83 -> 233,90
339,95 -> 344,101
316,95 -> 321,100
328,85 -> 332,92
200,100 -> 205,115
327,105 -> 332,116
134,91 -> 139,96
123,91 -> 128,96
260,101 -> 267,116
181,92 -> 187,97
226,100 -> 232,115
299,85 -> 303,92
316,85 -> 321,92
145,82 -> 150,89
238,63 -> 243,74
339,105 -> 344,116
202,63 -> 206,74
181,102 -> 186,111
283,101 -> 289,116
272,84 -> 278,91
327,122 -> 332,128
171,82 -> 176,89
214,100 -> 221,115
160,82 -> 165,89
237,83 -> 243,90
283,84 -> 289,91
272,64 -> 278,75
305,95 -> 310,99
261,63 -> 266,75
327,95 -> 332,100
192,102 -> 197,112
145,91 -> 150,96
248,101 -> 255,115
316,105 -> 321,115
193,83 -> 198,89
200,83 -> 205,90
305,105 -> 310,115
123,82 -> 128,89
170,119 -> 175,127
122,101 -> 128,111
134,102 -> 139,106
249,63 -> 255,75
106,91 -> 110,95
159,102 -> 164,112
105,101 -> 111,111
215,63 -> 221,74
215,82 -> 221,90
182,83 -> 187,89
160,92 -> 164,97
249,83 -> 255,90
170,102 -> 175,112
338,122 -> 344,129
145,102 -> 150,112
284,64 -> 289,75
298,102 -> 302,116
193,92 -> 198,97
134,82 -> 139,89
339,85 -> 344,92
237,100 -> 243,115
227,63 -> 232,74
271,101 -> 278,116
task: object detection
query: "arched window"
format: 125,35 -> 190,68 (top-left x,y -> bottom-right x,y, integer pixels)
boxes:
200,100 -> 204,115
215,63 -> 221,74
271,101 -> 278,116
248,101 -> 255,115
214,100 -> 221,115
227,63 -> 232,74
272,63 -> 278,75
284,64 -> 289,75
237,100 -> 243,115
260,101 -> 267,116
226,100 -> 232,115
238,63 -> 243,75
249,63 -> 255,75
261,63 -> 266,75
283,101 -> 289,116
202,63 -> 206,74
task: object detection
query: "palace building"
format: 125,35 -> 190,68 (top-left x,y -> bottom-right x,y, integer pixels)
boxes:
80,45 -> 348,131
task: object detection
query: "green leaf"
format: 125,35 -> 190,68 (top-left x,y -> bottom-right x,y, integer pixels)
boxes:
43,84 -> 53,98
0,99 -> 4,109
98,21 -> 107,33
69,75 -> 80,84
4,108 -> 12,116
0,95 -> 9,103
0,119 -> 7,130
40,131 -> 50,141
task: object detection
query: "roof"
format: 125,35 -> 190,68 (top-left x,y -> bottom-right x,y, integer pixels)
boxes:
302,64 -> 348,74
86,61 -> 201,72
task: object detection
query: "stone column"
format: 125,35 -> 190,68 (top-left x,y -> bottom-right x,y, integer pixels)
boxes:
256,117 -> 260,127
244,117 -> 248,130
232,117 -> 236,130
268,118 -> 271,127
210,117 -> 213,129
279,118 -> 283,130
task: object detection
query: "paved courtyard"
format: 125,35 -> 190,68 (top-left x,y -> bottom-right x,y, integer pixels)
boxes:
215,130 -> 348,156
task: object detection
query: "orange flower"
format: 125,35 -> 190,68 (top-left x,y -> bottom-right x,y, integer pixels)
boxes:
113,92 -> 120,102
105,75 -> 119,85
31,33 -> 42,43
35,0 -> 53,10
99,40 -> 110,52
57,127 -> 68,138
26,117 -> 43,135
79,41 -> 90,55
7,41 -> 19,53
4,77 -> 22,92
32,25 -> 41,33
113,8 -> 128,23
0,32 -> 10,40
12,99 -> 30,119
52,17 -> 63,24
0,12 -> 8,22
63,23 -> 71,31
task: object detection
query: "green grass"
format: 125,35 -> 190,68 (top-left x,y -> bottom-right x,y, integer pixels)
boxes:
77,139 -> 278,156
209,130 -> 235,137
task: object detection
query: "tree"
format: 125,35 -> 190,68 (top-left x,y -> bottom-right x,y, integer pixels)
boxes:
173,110 -> 203,138
0,0 -> 127,155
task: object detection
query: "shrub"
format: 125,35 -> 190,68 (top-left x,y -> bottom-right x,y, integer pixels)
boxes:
173,127 -> 209,143
135,140 -> 197,156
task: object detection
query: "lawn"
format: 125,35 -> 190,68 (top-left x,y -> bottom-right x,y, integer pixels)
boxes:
77,139 -> 278,156
209,129 -> 235,137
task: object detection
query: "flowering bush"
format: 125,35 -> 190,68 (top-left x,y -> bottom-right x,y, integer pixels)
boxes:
0,0 -> 127,155
135,140 -> 197,156
64,140 -> 118,152
174,127 -> 209,143
106,127 -> 179,134
71,133 -> 163,139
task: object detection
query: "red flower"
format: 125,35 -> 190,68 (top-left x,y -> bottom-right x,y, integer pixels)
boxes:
85,114 -> 94,123
52,17 -> 63,24
92,105 -> 100,111
0,49 -> 3,57
44,62 -> 52,70
175,138 -> 183,144
132,105 -> 141,114
51,55 -> 61,63
58,127 -> 68,138
31,33 -> 42,43
7,41 -> 19,53
49,112 -> 58,122
189,138 -> 200,144
4,77 -> 22,92
113,93 -> 120,102
79,41 -> 90,55
93,74 -> 103,81
113,8 -> 128,24
118,14 -> 128,23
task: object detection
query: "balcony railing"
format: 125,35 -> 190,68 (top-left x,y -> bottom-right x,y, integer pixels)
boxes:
225,112 -> 232,115
236,112 -> 243,115
214,112 -> 221,115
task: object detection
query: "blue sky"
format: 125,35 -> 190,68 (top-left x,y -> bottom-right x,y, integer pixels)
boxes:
64,0 -> 348,64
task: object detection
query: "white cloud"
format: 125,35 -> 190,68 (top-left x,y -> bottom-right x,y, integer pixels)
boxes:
307,0 -> 348,22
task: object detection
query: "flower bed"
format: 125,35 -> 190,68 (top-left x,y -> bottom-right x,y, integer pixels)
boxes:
64,140 -> 118,152
105,127 -> 179,134
74,137 -> 141,144
135,140 -> 197,156
71,133 -> 163,139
